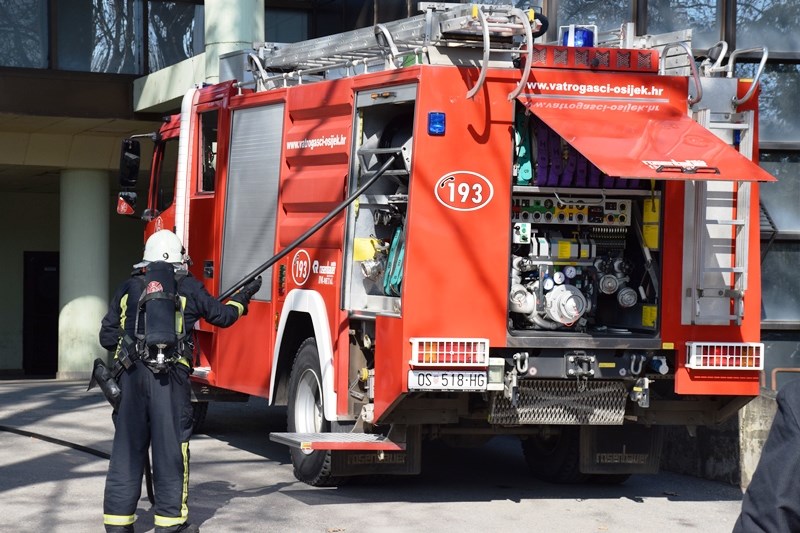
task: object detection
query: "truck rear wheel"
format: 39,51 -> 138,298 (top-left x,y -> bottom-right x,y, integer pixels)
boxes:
287,338 -> 345,487
521,428 -> 632,485
521,427 -> 588,484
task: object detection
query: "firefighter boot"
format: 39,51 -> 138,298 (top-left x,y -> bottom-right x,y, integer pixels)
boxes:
157,523 -> 200,533
105,526 -> 134,533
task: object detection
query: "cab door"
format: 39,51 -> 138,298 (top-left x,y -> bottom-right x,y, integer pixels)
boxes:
144,120 -> 180,240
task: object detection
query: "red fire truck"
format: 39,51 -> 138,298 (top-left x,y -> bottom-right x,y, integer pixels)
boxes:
116,3 -> 775,486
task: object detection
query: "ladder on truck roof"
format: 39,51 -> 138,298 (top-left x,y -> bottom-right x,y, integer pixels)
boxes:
245,2 -> 542,99
239,4 -> 698,101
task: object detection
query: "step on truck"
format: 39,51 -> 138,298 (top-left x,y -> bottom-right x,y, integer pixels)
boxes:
116,2 -> 776,486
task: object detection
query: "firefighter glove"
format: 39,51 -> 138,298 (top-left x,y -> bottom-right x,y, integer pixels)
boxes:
241,276 -> 262,300
231,276 -> 262,315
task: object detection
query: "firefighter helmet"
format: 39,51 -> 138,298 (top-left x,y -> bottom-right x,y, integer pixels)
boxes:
140,230 -> 185,265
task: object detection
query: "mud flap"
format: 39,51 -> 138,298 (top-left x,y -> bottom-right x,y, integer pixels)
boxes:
579,425 -> 663,474
330,425 -> 421,477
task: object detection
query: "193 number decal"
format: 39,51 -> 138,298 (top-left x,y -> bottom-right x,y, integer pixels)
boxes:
434,171 -> 494,211
291,249 -> 311,286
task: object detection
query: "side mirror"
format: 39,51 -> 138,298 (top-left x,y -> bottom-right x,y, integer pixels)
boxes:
119,139 -> 141,188
116,191 -> 137,215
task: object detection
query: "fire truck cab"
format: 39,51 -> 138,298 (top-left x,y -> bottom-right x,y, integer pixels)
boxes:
116,3 -> 775,486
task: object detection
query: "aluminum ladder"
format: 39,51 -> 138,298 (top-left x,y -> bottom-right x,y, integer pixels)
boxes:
688,106 -> 755,325
244,3 -> 539,99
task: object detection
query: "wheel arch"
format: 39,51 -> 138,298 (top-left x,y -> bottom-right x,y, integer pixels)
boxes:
269,289 -> 338,421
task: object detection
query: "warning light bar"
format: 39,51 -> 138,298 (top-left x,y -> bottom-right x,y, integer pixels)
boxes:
410,337 -> 489,367
685,342 -> 764,371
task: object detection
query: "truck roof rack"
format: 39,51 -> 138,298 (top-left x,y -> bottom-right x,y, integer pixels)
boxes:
235,3 -> 697,100
245,3 -> 543,99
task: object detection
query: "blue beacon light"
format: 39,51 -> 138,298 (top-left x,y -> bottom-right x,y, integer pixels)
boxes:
428,112 -> 446,136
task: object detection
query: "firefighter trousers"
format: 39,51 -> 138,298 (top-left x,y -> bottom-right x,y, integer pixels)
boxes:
103,360 -> 194,532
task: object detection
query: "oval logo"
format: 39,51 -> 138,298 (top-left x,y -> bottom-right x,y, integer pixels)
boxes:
291,250 -> 311,286
434,171 -> 494,212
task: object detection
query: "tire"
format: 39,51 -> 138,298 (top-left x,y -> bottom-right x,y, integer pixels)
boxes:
191,401 -> 209,434
287,338 -> 345,487
521,427 -> 588,484
588,473 -> 631,485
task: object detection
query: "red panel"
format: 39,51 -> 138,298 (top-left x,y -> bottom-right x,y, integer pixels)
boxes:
187,196 -> 215,293
277,218 -> 344,249
281,167 -> 348,213
400,67 -> 513,347
518,70 -> 776,182
526,45 -> 659,73
211,301 -> 274,397
675,368 -> 760,396
374,316 -> 405,422
304,441 -> 405,451
660,180 -> 764,396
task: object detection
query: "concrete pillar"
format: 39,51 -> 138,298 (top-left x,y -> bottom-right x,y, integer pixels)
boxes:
57,169 -> 110,380
739,393 -> 778,489
204,0 -> 265,84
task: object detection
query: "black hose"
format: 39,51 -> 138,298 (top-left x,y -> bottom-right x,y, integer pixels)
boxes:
0,424 -> 111,460
218,154 -> 398,301
0,423 -> 157,504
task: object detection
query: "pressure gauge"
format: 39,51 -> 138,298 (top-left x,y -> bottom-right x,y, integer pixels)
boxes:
553,271 -> 566,285
542,277 -> 555,291
564,266 -> 577,279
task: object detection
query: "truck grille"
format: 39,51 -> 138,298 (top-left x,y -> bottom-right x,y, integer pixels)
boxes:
489,379 -> 627,425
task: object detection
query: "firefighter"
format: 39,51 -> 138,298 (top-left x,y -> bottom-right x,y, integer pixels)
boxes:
733,378 -> 800,532
99,230 -> 262,533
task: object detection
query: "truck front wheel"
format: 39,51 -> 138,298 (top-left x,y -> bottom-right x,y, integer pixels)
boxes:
286,338 -> 344,487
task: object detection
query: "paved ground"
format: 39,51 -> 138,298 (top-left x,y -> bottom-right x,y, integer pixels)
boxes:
0,379 -> 746,533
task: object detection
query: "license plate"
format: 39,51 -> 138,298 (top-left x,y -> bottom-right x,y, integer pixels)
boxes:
407,370 -> 487,391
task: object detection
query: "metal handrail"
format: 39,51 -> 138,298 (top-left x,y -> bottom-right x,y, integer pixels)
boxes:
729,47 -> 768,107
467,7 -> 535,100
659,41 -> 702,106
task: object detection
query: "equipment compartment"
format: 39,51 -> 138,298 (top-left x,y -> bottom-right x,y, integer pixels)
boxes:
343,85 -> 416,317
508,187 -> 662,337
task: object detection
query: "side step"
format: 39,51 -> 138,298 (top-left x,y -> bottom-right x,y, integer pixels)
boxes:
270,432 -> 406,451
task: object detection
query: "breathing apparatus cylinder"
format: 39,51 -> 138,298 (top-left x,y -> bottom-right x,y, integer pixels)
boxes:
143,261 -> 179,357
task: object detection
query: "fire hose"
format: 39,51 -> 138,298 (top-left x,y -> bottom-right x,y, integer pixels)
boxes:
218,153 -> 397,301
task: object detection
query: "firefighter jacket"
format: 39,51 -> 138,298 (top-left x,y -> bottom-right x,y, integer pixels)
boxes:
99,269 -> 245,363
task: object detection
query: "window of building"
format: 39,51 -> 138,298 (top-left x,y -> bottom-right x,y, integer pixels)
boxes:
148,1 -> 203,72
737,63 -> 800,145
737,1 -> 800,54
760,153 -> 800,233
761,242 -> 800,323
375,0 -> 410,23
645,0 -> 721,50
312,0 -> 373,37
555,0 -> 633,37
265,8 -> 308,42
0,0 -> 48,68
759,152 -> 800,326
57,0 -> 143,73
